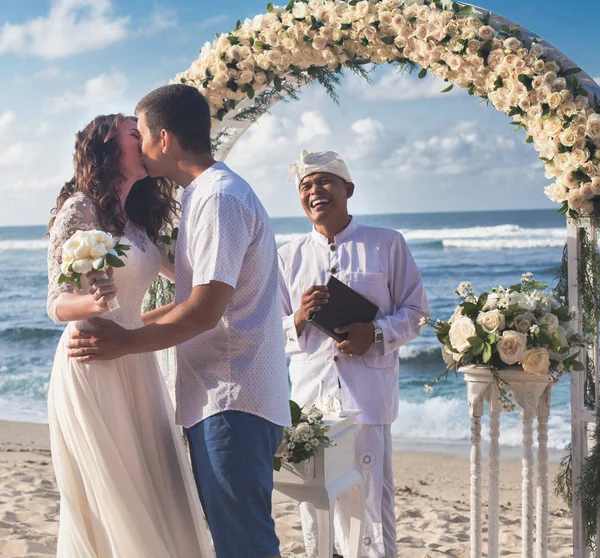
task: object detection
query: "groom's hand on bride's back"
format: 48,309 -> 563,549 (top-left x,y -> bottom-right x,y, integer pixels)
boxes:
66,318 -> 128,362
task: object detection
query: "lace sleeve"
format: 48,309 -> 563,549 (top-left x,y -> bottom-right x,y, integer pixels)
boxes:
46,195 -> 98,323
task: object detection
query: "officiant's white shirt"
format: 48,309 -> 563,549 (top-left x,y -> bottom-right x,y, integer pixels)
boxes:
174,162 -> 291,429
278,218 -> 429,424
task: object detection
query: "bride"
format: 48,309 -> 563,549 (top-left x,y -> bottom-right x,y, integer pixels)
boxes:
46,114 -> 212,557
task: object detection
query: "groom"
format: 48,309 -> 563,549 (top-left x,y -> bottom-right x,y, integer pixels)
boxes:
67,84 -> 291,558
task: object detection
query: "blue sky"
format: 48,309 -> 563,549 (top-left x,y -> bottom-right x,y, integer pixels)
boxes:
1,0 -> 599,226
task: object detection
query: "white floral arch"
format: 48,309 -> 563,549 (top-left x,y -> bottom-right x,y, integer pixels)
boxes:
174,0 -> 600,217
173,0 -> 600,554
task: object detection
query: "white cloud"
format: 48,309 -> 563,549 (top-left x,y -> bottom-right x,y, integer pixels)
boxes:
296,111 -> 331,144
137,7 -> 178,37
346,118 -> 385,160
0,143 -> 38,168
45,70 -> 128,113
351,69 -> 463,102
0,0 -> 129,59
0,111 -> 16,133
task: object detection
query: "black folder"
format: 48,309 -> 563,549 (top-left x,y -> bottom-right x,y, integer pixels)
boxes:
308,275 -> 379,342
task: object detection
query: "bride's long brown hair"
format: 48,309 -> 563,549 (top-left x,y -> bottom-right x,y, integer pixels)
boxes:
48,114 -> 178,241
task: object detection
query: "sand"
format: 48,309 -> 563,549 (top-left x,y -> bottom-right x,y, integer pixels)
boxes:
0,420 -> 573,557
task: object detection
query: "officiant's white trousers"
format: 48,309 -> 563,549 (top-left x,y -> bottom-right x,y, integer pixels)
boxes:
299,424 -> 397,558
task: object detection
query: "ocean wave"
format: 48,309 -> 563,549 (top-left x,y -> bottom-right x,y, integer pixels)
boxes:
402,225 -> 564,241
391,397 -> 571,450
398,345 -> 443,365
443,238 -> 566,250
275,225 -> 566,250
0,327 -> 62,343
0,239 -> 48,252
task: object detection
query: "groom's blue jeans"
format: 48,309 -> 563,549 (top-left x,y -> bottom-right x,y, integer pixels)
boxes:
185,411 -> 283,558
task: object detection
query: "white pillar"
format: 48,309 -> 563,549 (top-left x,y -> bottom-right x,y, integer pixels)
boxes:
488,394 -> 501,558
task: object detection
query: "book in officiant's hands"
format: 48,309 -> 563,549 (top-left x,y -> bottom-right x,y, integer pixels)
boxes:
308,276 -> 379,342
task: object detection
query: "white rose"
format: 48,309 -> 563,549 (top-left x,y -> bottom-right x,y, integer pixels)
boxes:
544,181 -> 569,203
590,177 -> 600,195
548,92 -> 563,110
62,237 -> 81,254
312,36 -> 328,50
441,345 -> 461,368
60,260 -> 71,274
559,129 -> 577,148
510,292 -> 536,311
74,243 -> 92,260
448,316 -> 477,353
514,312 -> 536,333
90,242 -> 107,259
503,37 -> 521,52
497,330 -> 528,365
532,59 -> 546,74
543,117 -> 562,136
580,182 -> 595,200
538,313 -> 560,334
587,114 -> 600,140
482,293 -> 500,311
580,200 -> 595,215
522,347 -> 550,376
476,310 -> 506,334
478,25 -> 495,41
530,42 -> 544,57
238,70 -> 254,85
555,152 -> 572,170
572,148 -> 590,167
575,96 -> 589,111
295,422 -> 310,435
292,3 -> 309,18
92,257 -> 106,271
72,259 -> 93,274
568,189 -> 584,210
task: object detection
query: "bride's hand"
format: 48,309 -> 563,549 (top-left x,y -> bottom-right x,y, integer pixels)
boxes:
87,267 -> 117,312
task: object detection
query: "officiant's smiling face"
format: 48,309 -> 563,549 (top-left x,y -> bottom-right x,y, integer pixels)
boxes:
299,172 -> 354,227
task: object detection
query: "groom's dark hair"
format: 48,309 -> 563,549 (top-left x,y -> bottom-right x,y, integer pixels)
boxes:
136,84 -> 212,155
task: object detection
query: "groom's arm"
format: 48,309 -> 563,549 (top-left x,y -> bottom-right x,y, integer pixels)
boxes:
67,281 -> 233,361
135,281 -> 233,351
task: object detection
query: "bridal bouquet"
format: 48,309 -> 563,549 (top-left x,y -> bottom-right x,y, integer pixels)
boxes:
273,401 -> 333,471
58,229 -> 130,311
422,273 -> 586,396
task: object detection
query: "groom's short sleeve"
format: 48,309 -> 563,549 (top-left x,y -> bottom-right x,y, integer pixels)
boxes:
189,192 -> 253,289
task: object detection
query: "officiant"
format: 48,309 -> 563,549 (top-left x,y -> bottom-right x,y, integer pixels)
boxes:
278,150 -> 429,558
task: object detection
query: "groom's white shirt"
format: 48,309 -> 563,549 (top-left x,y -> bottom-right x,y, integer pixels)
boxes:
174,162 -> 291,428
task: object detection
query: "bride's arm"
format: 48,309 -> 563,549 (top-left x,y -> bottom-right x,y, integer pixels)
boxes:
156,238 -> 175,282
46,196 -> 117,323
141,302 -> 175,325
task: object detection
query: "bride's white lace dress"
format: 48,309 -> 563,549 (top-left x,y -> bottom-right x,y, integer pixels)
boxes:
46,193 -> 212,558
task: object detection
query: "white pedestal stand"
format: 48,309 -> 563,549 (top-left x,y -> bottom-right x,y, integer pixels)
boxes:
273,411 -> 364,558
460,366 -> 553,558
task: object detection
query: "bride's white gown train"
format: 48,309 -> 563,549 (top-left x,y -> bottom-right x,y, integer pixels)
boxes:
46,194 -> 212,558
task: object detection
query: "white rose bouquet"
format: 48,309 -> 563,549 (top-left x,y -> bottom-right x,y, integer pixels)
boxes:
58,229 -> 130,312
422,273 -> 586,401
273,400 -> 333,471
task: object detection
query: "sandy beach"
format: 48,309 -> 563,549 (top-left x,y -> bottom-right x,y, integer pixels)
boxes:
0,420 -> 572,558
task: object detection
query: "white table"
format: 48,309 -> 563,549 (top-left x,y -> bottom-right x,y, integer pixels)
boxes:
273,410 -> 364,558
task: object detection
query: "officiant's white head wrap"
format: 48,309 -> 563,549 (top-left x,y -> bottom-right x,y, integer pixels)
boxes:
288,150 -> 352,188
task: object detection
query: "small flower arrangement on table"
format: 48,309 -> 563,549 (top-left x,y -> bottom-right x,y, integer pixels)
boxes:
273,400 -> 334,471
421,273 -> 586,410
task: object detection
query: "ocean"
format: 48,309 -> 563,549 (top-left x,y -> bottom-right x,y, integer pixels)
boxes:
0,209 -> 571,457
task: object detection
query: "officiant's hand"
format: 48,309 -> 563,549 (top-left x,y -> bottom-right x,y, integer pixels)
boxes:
294,286 -> 329,335
66,318 -> 130,362
335,322 -> 375,357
